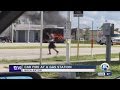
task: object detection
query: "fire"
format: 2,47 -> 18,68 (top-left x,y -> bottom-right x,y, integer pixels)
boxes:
54,34 -> 64,40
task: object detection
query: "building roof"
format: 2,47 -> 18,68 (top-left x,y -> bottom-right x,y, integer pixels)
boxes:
14,24 -> 64,30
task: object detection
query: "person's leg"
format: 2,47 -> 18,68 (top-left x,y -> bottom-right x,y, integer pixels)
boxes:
53,48 -> 59,54
48,48 -> 51,55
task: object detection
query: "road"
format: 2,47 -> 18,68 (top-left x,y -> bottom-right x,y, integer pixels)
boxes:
0,47 -> 120,60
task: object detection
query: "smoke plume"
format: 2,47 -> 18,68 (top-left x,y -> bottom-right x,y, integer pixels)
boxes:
23,11 -> 67,27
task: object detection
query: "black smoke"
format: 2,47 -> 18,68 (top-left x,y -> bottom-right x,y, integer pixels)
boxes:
23,11 -> 67,27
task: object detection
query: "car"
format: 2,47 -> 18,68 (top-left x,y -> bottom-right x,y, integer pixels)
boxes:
79,38 -> 85,41
0,36 -> 10,42
96,36 -> 113,45
112,37 -> 120,45
0,72 -> 42,79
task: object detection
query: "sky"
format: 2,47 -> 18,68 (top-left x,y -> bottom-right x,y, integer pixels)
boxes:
60,11 -> 120,30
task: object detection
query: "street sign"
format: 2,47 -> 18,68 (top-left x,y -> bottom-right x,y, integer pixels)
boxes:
64,29 -> 71,39
64,22 -> 71,39
102,23 -> 111,35
73,11 -> 83,17
110,24 -> 114,35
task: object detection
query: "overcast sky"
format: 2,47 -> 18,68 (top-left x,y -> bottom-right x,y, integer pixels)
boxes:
60,11 -> 120,30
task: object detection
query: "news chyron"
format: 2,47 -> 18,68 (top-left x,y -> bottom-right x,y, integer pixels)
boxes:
9,65 -> 96,72
9,63 -> 112,77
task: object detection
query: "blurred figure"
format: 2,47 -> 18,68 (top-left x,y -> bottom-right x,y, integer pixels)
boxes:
47,33 -> 59,55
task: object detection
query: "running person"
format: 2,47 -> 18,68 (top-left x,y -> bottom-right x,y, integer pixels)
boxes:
47,33 -> 59,55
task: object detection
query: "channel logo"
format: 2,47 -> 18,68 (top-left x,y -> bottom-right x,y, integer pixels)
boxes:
9,65 -> 22,72
100,63 -> 110,72
98,63 -> 112,76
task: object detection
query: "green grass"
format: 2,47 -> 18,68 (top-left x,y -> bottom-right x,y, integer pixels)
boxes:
0,53 -> 120,64
1,54 -> 120,79
38,72 -> 59,79
0,46 -> 103,49
45,53 -> 119,62
1,45 -> 120,49
0,46 -> 63,49
71,40 -> 97,44
0,44 -> 120,49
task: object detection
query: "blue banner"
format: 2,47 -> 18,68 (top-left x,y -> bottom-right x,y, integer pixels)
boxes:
9,65 -> 22,72
9,65 -> 96,72
22,65 -> 96,69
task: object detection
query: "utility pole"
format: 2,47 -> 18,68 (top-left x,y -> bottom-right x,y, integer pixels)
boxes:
91,21 -> 94,57
96,27 -> 98,40
66,11 -> 71,64
106,35 -> 111,62
40,11 -> 43,65
27,18 -> 30,43
73,11 -> 83,60
77,16 -> 80,59
102,22 -> 113,62
11,23 -> 14,43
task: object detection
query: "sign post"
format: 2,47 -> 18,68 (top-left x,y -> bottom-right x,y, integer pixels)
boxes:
65,11 -> 71,64
91,21 -> 94,57
11,23 -> 14,43
73,11 -> 83,59
27,18 -> 30,43
61,11 -> 77,79
102,23 -> 114,62
77,16 -> 80,59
